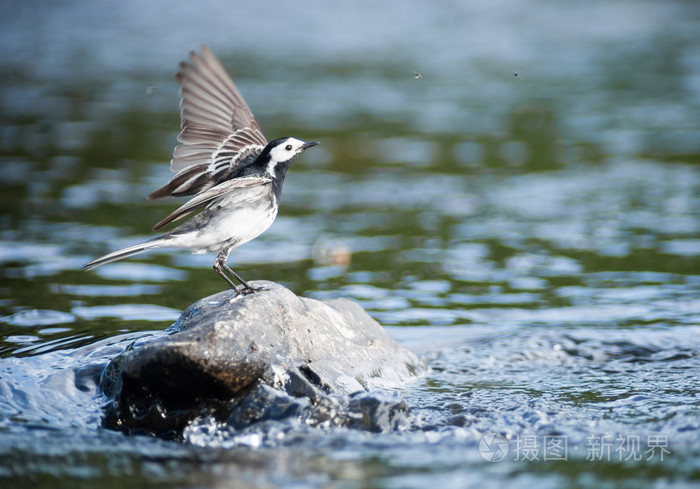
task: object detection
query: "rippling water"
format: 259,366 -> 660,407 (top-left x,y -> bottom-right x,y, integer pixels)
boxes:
1,0 -> 699,487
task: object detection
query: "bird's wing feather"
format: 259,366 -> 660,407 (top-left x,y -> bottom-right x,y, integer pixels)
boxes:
148,45 -> 268,200
152,175 -> 272,231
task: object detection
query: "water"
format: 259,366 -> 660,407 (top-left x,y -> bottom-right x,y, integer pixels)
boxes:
1,0 -> 699,487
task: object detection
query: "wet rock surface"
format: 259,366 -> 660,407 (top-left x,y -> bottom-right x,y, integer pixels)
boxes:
100,281 -> 424,437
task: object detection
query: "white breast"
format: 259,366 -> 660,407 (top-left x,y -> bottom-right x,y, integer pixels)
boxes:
217,202 -> 278,248
173,184 -> 279,253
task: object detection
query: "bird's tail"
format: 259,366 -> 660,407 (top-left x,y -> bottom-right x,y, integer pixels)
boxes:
82,238 -> 170,271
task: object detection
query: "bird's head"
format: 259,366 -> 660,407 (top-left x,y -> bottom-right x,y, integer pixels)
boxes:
263,137 -> 319,178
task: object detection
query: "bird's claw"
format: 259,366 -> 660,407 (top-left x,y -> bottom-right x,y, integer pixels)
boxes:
238,285 -> 261,295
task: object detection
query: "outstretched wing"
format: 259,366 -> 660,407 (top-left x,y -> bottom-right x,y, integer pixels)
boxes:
148,45 -> 268,200
152,175 -> 272,231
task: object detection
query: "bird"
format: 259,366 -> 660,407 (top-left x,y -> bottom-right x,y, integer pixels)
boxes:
83,46 -> 319,293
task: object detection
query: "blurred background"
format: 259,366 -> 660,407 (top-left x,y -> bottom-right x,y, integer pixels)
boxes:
1,0 -> 699,488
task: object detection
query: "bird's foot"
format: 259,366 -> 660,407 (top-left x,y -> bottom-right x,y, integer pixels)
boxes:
238,284 -> 262,295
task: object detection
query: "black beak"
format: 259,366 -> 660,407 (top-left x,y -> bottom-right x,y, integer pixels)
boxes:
302,141 -> 320,150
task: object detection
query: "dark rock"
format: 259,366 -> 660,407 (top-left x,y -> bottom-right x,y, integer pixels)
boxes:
101,281 -> 425,438
346,391 -> 411,432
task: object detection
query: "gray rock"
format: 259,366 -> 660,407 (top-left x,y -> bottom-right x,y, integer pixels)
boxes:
101,281 -> 425,437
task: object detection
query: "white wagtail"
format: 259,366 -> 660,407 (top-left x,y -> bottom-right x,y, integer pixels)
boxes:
83,46 -> 318,292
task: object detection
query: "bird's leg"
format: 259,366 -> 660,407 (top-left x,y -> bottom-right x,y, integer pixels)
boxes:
213,251 -> 238,290
214,249 -> 260,294
223,265 -> 259,294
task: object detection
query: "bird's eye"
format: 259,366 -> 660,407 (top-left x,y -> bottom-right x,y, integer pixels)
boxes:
285,144 -> 292,151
